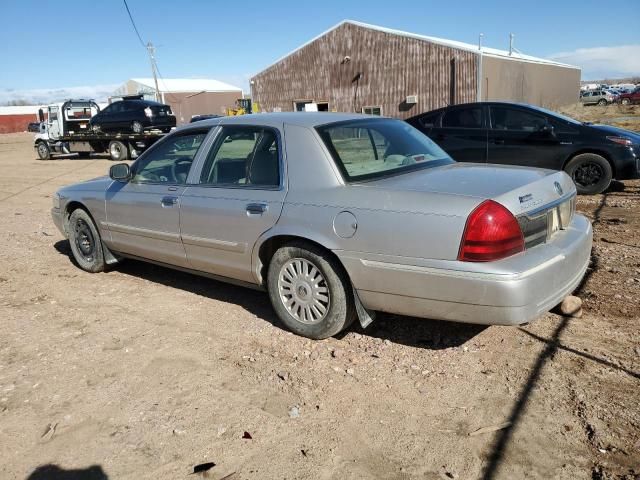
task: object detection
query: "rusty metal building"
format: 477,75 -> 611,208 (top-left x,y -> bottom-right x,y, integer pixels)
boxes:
251,21 -> 581,118
116,78 -> 244,124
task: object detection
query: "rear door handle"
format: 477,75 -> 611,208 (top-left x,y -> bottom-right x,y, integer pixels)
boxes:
493,138 -> 505,145
161,196 -> 178,207
246,203 -> 267,215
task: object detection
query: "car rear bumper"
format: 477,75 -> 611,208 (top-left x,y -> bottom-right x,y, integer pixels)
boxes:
147,116 -> 176,130
337,214 -> 593,326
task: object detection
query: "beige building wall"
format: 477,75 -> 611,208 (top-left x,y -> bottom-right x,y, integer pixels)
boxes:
481,56 -> 581,108
160,91 -> 241,124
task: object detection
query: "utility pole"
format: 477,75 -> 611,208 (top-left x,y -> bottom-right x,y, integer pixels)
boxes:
146,42 -> 161,102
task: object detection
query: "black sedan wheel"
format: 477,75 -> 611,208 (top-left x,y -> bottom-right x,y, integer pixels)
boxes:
68,209 -> 105,273
131,121 -> 144,134
565,153 -> 612,195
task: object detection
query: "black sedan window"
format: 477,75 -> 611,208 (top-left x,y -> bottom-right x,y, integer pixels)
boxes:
442,107 -> 483,128
490,107 -> 546,132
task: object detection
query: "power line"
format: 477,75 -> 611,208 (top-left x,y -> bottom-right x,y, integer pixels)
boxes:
123,0 -> 146,49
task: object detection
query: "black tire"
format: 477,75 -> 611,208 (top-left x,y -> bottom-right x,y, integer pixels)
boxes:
565,153 -> 613,195
36,141 -> 50,160
67,209 -> 105,273
108,140 -> 128,161
621,98 -> 630,105
131,121 -> 143,134
267,241 -> 356,339
598,99 -> 607,106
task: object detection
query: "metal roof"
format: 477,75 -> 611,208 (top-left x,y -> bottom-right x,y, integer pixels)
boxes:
130,78 -> 243,94
255,20 -> 579,75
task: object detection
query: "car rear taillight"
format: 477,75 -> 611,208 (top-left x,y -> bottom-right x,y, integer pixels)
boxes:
458,200 -> 524,262
144,107 -> 153,118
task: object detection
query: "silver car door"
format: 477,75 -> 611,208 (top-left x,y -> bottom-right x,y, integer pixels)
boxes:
180,125 -> 286,283
104,129 -> 210,267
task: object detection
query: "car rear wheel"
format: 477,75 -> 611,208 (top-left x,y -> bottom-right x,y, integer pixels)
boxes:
621,98 -> 630,105
565,153 -> 612,195
131,121 -> 144,134
598,99 -> 608,106
109,140 -> 129,161
68,209 -> 105,273
267,241 -> 356,339
36,142 -> 50,160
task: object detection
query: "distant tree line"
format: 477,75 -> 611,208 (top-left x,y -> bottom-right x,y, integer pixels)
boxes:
1,99 -> 33,106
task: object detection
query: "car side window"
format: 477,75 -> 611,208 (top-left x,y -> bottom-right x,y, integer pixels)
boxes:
490,107 -> 546,132
199,126 -> 280,187
442,107 -> 483,128
419,111 -> 441,128
131,131 -> 207,184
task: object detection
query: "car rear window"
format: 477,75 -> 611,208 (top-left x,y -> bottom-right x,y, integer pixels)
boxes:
316,119 -> 453,182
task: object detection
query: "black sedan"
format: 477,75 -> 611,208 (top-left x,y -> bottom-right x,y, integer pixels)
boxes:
406,102 -> 640,194
89,98 -> 176,134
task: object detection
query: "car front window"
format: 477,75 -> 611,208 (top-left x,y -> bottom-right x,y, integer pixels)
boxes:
131,131 -> 207,184
316,119 -> 453,182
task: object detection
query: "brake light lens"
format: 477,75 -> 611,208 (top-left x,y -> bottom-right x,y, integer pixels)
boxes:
144,107 -> 153,118
606,136 -> 632,146
458,200 -> 524,262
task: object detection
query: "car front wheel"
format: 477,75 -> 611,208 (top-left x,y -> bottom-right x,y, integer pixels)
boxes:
267,242 -> 356,339
621,98 -> 630,105
68,209 -> 105,273
565,153 -> 612,195
598,99 -> 608,106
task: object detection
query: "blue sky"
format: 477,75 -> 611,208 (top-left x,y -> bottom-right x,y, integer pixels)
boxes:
0,0 -> 638,104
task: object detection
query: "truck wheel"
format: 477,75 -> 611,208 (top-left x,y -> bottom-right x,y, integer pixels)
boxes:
131,121 -> 143,134
109,141 -> 129,161
68,208 -> 105,273
565,153 -> 612,195
36,142 -> 50,160
267,241 -> 356,339
621,98 -> 630,105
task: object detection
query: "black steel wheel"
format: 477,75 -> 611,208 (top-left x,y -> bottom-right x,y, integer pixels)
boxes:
565,153 -> 612,195
68,208 -> 105,273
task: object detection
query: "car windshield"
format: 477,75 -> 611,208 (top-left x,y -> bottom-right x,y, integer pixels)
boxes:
316,119 -> 453,181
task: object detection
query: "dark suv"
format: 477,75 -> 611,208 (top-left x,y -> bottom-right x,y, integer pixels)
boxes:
90,98 -> 176,134
407,102 -> 640,194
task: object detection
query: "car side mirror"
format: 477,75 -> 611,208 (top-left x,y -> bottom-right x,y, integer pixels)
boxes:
109,163 -> 131,181
539,123 -> 555,136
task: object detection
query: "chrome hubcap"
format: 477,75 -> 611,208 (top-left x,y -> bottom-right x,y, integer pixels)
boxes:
277,258 -> 330,324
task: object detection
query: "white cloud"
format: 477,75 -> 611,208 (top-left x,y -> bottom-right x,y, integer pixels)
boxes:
548,45 -> 640,80
0,83 -> 121,105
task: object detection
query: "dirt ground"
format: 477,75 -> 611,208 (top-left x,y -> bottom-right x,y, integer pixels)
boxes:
0,131 -> 638,480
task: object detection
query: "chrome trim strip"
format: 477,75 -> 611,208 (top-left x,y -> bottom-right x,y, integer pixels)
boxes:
522,192 -> 576,218
103,222 -> 180,242
360,254 -> 565,281
181,234 -> 246,253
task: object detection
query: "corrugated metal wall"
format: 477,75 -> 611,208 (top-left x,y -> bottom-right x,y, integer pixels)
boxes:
251,23 -> 478,119
482,56 -> 581,108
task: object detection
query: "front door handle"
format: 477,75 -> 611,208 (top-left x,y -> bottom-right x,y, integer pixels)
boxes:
246,203 -> 267,215
493,138 -> 505,145
161,196 -> 178,207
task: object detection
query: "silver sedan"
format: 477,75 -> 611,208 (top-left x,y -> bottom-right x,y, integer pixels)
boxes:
52,113 -> 592,339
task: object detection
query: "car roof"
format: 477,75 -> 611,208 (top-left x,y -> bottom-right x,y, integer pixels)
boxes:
180,112 -> 389,129
407,101 -> 569,121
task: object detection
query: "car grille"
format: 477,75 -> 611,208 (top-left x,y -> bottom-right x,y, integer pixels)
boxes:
517,196 -> 576,250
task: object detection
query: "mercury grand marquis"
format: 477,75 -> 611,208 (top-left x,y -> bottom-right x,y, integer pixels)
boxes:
51,113 -> 593,339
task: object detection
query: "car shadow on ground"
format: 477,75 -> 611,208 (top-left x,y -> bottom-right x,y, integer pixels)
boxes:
26,464 -> 108,480
53,241 -> 485,351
